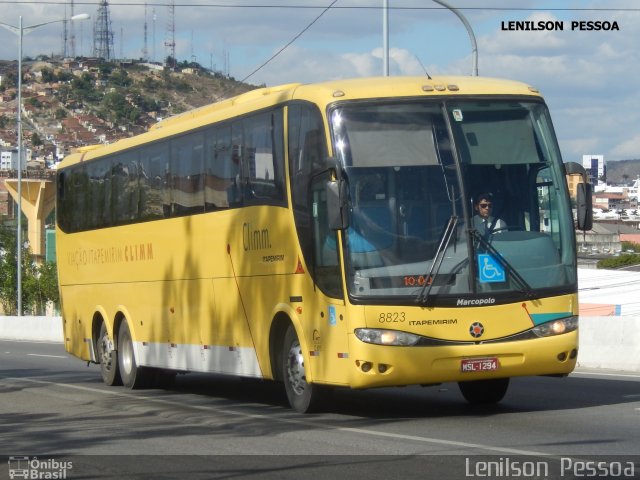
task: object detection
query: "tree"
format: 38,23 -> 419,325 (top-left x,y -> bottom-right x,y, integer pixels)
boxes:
40,67 -> 56,83
0,223 -> 60,315
54,108 -> 68,120
71,73 -> 102,103
31,132 -> 43,147
0,225 -> 18,314
101,91 -> 140,124
0,224 -> 36,314
109,68 -> 132,87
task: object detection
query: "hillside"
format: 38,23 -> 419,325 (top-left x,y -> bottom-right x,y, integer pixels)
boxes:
0,57 -> 258,164
605,159 -> 640,184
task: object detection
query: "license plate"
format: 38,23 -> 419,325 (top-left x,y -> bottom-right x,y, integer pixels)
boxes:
461,357 -> 499,373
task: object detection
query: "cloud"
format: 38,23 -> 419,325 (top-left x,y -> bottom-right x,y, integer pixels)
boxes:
611,133 -> 640,159
482,12 -> 568,54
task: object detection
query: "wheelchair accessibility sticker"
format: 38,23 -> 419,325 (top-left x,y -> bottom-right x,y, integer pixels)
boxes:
478,254 -> 506,283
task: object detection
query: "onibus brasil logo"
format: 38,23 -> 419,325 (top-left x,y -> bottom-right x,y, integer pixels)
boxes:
8,456 -> 73,479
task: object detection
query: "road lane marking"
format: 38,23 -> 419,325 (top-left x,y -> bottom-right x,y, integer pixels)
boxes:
572,371 -> 640,379
27,354 -> 67,359
5,376 -> 548,456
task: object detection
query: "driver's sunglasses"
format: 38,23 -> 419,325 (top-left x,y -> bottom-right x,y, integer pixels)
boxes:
479,203 -> 492,208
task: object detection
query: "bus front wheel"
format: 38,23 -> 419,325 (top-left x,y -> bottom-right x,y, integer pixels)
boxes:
118,320 -> 153,389
97,323 -> 121,386
282,325 -> 327,413
458,378 -> 510,405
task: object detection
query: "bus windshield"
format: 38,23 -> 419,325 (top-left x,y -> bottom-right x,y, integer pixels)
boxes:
329,100 -> 576,303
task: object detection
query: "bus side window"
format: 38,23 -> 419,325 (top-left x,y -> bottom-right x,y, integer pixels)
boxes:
241,110 -> 286,205
311,171 -> 343,298
205,125 -> 235,210
70,166 -> 88,232
230,123 -> 244,206
171,133 -> 205,215
139,142 -> 167,221
288,102 -> 341,298
86,158 -> 112,229
112,151 -> 139,223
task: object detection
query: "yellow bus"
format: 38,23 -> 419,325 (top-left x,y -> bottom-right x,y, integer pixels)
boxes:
56,76 -> 592,412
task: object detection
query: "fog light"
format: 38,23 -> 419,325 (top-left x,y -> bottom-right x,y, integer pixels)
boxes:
557,352 -> 567,361
570,349 -> 578,359
378,364 -> 388,373
361,362 -> 372,373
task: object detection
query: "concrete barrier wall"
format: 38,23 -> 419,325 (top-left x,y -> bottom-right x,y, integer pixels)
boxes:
0,316 -> 63,343
577,316 -> 640,372
0,315 -> 638,372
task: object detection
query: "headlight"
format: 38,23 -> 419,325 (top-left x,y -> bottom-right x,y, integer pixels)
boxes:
532,316 -> 578,337
355,328 -> 421,346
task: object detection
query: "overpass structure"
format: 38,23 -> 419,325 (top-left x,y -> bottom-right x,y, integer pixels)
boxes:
3,177 -> 56,258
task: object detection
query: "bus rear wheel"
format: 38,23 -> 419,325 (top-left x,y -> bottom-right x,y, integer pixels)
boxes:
458,378 -> 510,405
118,320 -> 153,389
282,325 -> 327,413
97,323 -> 121,386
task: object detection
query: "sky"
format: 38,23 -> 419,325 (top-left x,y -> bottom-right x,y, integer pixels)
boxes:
0,0 -> 638,164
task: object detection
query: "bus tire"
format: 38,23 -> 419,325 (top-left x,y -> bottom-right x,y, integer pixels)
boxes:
458,378 -> 510,405
282,325 -> 327,413
117,320 -> 152,389
97,322 -> 121,386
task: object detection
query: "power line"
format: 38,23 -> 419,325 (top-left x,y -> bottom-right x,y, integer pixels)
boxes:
240,0 -> 338,83
0,2 -> 639,11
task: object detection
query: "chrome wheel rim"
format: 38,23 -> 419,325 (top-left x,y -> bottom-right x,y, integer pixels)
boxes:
286,339 -> 306,396
99,332 -> 113,371
120,330 -> 133,375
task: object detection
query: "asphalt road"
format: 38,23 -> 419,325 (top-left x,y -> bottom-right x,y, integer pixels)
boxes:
1,340 -> 638,479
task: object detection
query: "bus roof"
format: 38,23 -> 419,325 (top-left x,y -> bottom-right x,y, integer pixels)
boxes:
58,75 -> 541,169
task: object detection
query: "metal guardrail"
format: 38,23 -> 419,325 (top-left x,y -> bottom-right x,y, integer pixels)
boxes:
0,169 -> 56,180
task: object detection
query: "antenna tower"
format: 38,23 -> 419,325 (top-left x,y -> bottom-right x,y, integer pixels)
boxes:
93,0 -> 115,61
152,8 -> 156,62
70,0 -> 77,57
142,2 -> 149,61
164,0 -> 176,67
62,5 -> 69,57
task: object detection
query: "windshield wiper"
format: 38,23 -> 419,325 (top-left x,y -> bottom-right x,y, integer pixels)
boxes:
416,215 -> 458,304
471,229 -> 536,298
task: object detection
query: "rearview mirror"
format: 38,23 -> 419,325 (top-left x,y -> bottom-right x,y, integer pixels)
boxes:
326,179 -> 348,230
576,182 -> 593,231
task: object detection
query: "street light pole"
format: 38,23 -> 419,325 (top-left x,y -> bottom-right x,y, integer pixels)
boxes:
17,15 -> 23,317
432,0 -> 478,76
383,0 -> 389,76
0,13 -> 90,316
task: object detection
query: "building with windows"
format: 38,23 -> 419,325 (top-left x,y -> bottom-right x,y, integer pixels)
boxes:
0,150 -> 19,171
583,154 -> 605,186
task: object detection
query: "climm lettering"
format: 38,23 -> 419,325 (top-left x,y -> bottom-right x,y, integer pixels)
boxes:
125,243 -> 154,262
67,243 -> 154,268
243,222 -> 271,251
